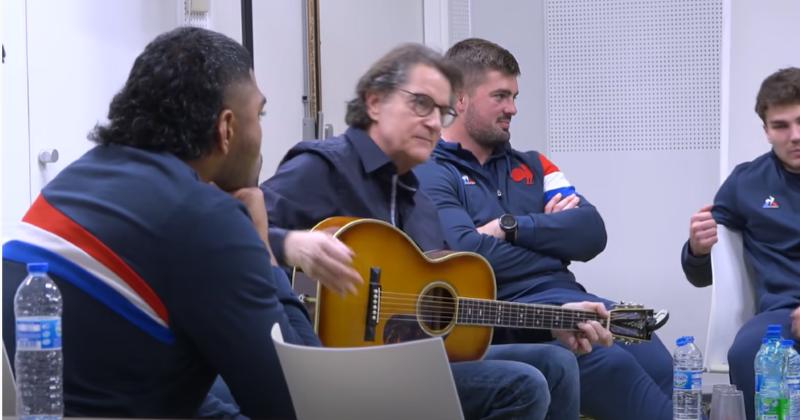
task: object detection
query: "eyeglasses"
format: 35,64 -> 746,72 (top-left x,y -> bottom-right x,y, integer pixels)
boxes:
396,88 -> 458,127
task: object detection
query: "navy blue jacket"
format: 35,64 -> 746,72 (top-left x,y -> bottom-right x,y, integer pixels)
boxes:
681,151 -> 800,313
415,140 -> 607,301
3,145 -> 317,419
263,127 -> 446,261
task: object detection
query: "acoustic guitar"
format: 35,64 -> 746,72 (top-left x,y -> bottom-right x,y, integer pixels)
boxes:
292,217 -> 666,362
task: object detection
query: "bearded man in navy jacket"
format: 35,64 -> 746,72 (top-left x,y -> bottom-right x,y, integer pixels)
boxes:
414,38 -> 673,420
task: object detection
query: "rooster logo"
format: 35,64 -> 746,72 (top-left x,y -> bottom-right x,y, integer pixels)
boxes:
510,164 -> 534,185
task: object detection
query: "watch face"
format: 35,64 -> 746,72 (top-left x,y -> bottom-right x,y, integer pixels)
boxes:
500,214 -> 516,230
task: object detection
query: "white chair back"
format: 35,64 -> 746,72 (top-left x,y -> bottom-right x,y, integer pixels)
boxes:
704,225 -> 757,373
270,323 -> 464,420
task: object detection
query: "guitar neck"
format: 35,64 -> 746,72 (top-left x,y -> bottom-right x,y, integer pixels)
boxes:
457,298 -> 606,331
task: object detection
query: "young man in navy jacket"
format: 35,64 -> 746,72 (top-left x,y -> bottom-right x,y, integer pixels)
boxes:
414,38 -> 673,420
262,43 -> 614,420
682,67 -> 800,420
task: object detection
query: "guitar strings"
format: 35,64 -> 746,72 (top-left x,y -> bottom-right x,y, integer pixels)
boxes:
371,313 -> 592,330
377,302 -> 604,321
373,291 -> 604,321
369,291 -> 604,327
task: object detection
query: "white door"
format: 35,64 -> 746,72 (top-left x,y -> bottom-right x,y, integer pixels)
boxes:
2,0 -> 33,237
24,1 -> 179,194
2,1 -> 180,236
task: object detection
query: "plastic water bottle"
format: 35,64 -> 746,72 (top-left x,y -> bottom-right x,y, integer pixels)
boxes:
14,262 -> 63,419
673,336 -> 703,420
756,325 -> 785,420
783,339 -> 800,420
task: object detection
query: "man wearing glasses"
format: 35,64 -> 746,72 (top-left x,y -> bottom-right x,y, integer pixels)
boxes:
260,43 -> 612,419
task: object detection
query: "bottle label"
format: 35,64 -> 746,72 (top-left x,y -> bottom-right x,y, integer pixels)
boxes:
673,369 -> 702,390
16,316 -> 62,350
758,397 -> 786,418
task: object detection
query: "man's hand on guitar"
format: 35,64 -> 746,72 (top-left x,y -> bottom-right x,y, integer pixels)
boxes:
284,230 -> 362,295
553,301 -> 613,355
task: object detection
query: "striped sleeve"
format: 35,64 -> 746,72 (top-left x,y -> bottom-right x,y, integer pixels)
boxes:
539,154 -> 576,202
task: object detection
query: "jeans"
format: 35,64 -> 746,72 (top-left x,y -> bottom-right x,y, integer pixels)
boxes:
196,377 -> 245,419
462,343 -> 580,420
728,308 -> 793,420
198,343 -> 579,420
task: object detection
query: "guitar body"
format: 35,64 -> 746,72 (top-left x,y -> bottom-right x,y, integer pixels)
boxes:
309,218 -> 497,362
294,218 -> 663,361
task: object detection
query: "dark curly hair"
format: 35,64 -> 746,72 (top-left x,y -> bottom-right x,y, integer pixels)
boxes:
755,67 -> 800,124
445,38 -> 520,93
89,27 -> 253,159
345,43 -> 462,130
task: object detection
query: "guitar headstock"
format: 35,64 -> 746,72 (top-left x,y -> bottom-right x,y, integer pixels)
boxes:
608,302 -> 669,344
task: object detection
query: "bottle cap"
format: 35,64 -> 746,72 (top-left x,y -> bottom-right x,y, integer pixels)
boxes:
765,325 -> 782,337
676,336 -> 694,346
26,262 -> 49,274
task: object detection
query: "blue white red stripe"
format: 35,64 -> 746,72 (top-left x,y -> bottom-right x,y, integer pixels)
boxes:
3,195 -> 174,343
539,154 -> 576,202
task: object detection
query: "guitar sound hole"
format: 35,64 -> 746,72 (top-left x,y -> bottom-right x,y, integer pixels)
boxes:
418,284 -> 456,334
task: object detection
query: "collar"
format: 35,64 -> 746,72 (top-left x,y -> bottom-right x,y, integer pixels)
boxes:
437,139 -> 512,163
345,126 -> 420,189
771,150 -> 800,181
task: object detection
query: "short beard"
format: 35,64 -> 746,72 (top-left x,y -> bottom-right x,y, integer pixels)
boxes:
464,107 -> 510,149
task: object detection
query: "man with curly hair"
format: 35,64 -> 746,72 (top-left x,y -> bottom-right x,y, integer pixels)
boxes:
2,27 -> 315,418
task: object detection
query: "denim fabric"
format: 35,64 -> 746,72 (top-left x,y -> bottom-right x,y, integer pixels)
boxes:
196,377 -> 246,419
482,343 -> 580,419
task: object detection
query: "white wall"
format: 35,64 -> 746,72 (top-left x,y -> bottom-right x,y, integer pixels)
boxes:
725,0 -> 800,174
543,0 -> 723,357
252,1 -> 305,181
318,0 -> 424,138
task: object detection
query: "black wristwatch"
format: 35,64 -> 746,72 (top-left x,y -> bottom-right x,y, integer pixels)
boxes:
499,213 -> 517,243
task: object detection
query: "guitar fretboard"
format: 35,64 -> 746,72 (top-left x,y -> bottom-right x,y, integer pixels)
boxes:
457,298 -> 604,330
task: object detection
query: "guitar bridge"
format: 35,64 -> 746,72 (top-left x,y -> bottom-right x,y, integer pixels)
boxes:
364,267 -> 381,342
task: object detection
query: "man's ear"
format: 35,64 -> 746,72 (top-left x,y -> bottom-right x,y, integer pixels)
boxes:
454,92 -> 468,114
214,109 -> 236,155
365,91 -> 384,122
